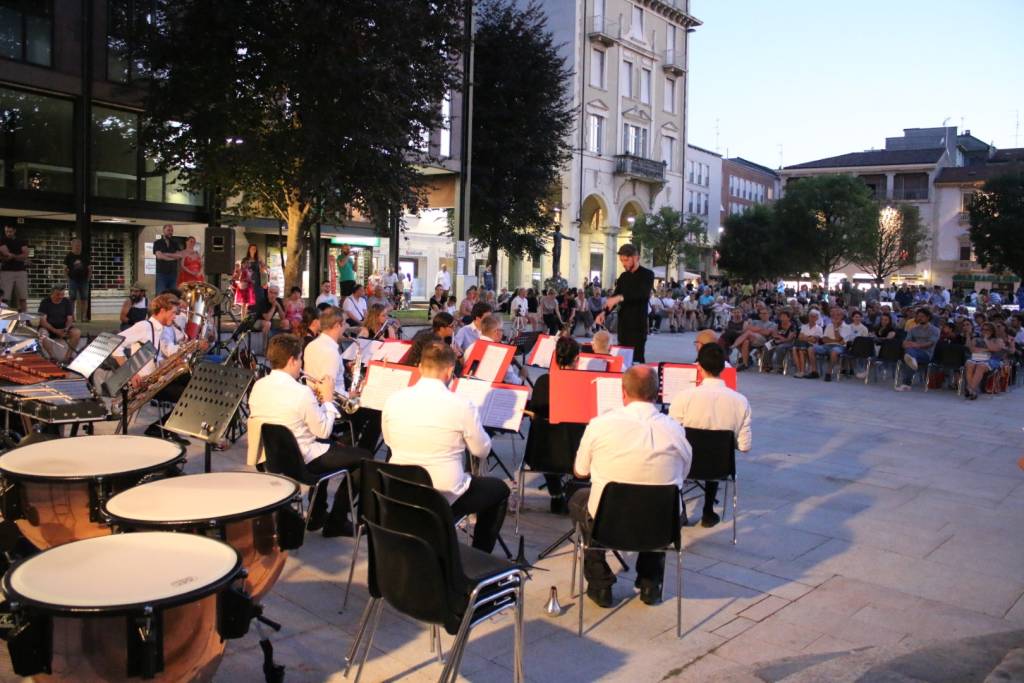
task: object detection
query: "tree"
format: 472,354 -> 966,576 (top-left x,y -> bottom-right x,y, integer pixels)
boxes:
466,0 -> 575,270
967,169 -> 1024,280
138,0 -> 464,290
631,207 -> 707,279
852,203 -> 928,284
716,204 -> 795,282
775,174 -> 877,284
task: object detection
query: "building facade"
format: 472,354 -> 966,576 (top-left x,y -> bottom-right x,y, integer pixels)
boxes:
721,157 -> 780,218
683,143 -> 720,275
780,127 -> 1021,291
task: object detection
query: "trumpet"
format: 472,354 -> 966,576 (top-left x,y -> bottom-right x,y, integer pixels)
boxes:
300,369 -> 361,414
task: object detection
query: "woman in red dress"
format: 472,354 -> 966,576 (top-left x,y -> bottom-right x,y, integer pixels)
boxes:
177,236 -> 205,285
232,245 -> 260,316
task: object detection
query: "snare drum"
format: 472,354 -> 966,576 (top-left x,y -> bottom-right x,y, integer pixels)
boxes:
2,532 -> 251,682
104,471 -> 303,601
0,435 -> 185,549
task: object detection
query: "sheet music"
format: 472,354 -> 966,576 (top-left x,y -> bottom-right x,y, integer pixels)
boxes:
576,356 -> 608,371
530,335 -> 558,368
594,376 -> 623,415
342,339 -> 382,363
454,379 -> 528,431
370,341 -> 411,363
610,346 -> 634,368
358,365 -> 414,411
662,366 -> 697,401
472,345 -> 508,382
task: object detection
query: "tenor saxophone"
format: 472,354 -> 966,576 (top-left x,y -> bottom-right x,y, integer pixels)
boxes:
113,339 -> 204,431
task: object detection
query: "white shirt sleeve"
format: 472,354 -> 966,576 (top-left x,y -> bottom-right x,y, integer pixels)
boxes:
737,398 -> 752,452
300,385 -> 339,440
462,402 -> 492,459
574,423 -> 596,478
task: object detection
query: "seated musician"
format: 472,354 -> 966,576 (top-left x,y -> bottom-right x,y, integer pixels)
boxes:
115,293 -> 183,379
591,330 -> 612,355
248,333 -> 369,537
452,302 -> 492,355
571,365 -> 691,608
357,303 -> 400,341
462,314 -> 522,385
668,343 -> 751,528
524,336 -> 585,514
382,342 -> 509,553
37,284 -> 81,362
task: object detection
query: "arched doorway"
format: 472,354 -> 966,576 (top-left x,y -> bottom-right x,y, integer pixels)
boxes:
580,194 -> 609,287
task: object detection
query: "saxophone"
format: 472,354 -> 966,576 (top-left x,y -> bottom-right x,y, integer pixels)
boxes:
341,357 -> 362,414
114,339 -> 204,432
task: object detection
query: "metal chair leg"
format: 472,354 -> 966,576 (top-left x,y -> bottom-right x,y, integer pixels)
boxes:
342,524 -> 363,611
353,599 -> 384,683
344,597 -> 377,676
577,531 -> 586,637
676,547 -> 683,639
514,579 -> 525,683
732,477 -> 739,545
514,466 -> 525,536
569,524 -> 579,596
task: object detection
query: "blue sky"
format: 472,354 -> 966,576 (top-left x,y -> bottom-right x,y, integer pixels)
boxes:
687,0 -> 1024,169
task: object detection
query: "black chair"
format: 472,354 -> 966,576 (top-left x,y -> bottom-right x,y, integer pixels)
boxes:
342,461 -> 430,612
926,343 -> 967,394
355,491 -> 525,682
574,483 -> 684,638
257,423 -> 354,531
516,415 -> 583,535
866,338 -> 905,386
845,336 -> 876,381
684,427 -> 738,545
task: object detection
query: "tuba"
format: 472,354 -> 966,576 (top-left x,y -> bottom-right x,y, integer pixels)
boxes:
113,339 -> 204,432
180,282 -> 223,340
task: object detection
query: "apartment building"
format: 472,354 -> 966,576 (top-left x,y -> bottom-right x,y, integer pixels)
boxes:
683,143 -> 720,275
722,157 -> 780,217
509,0 -> 700,287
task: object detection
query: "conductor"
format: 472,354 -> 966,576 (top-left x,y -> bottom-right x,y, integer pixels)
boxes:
595,244 -> 655,363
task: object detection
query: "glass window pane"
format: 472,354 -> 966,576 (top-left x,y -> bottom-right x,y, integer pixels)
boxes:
0,86 -> 74,192
0,7 -> 23,60
92,105 -> 139,199
25,15 -> 51,65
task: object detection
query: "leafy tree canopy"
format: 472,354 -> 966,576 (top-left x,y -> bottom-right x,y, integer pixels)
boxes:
852,203 -> 928,284
631,207 -> 708,277
716,204 -> 794,281
968,169 -> 1024,280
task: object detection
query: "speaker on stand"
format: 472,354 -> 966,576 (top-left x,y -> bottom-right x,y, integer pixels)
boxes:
204,226 -> 236,354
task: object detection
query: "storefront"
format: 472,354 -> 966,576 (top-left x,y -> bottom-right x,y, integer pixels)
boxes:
952,272 -> 1020,295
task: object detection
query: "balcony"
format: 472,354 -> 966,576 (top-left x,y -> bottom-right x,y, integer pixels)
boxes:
958,211 -> 971,225
588,15 -> 619,45
662,48 -> 685,75
893,188 -> 929,201
615,154 -> 666,183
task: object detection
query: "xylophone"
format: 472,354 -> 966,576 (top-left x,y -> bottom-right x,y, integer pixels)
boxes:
0,379 -> 107,423
0,353 -> 67,385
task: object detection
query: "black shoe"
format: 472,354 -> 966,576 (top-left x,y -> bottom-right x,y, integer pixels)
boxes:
586,585 -> 614,608
824,374 -> 832,382
701,511 -> 721,528
549,496 -> 568,515
322,518 -> 355,538
806,372 -> 820,379
639,582 -> 663,606
306,504 -> 327,532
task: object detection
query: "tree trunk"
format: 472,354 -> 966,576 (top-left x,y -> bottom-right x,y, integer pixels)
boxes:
487,243 -> 499,273
284,199 -> 310,294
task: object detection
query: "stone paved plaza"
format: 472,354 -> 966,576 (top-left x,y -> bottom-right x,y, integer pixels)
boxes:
3,330 -> 1022,682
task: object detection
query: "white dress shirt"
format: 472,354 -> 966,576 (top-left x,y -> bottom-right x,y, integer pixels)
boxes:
436,270 -> 452,291
115,317 -> 178,377
303,332 -> 348,397
822,321 -> 855,344
382,377 -> 491,502
342,296 -> 367,323
574,401 -> 692,517
247,369 -> 339,466
668,377 -> 752,452
453,322 -> 481,352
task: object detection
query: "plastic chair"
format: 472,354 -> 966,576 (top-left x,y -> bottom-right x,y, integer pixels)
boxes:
355,493 -> 525,683
574,483 -> 684,638
683,427 -> 738,544
844,336 -> 876,380
866,338 -> 904,386
258,424 -> 354,531
925,343 -> 967,394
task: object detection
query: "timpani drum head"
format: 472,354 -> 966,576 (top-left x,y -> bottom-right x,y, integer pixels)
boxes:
4,532 -> 240,612
0,435 -> 184,481
105,472 -> 299,525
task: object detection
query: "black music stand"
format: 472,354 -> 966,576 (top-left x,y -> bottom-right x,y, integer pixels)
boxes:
163,362 -> 256,472
100,342 -> 157,435
68,332 -> 124,379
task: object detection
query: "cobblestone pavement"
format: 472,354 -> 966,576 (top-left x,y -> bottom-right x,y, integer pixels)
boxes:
1,330 -> 1021,682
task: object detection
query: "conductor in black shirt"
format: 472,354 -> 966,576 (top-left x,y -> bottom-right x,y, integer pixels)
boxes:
595,243 -> 655,363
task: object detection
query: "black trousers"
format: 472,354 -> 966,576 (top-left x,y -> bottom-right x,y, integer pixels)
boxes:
306,443 -> 368,526
569,488 -> 664,589
703,481 -> 718,517
542,313 -> 561,335
616,313 -> 648,363
450,476 -> 509,554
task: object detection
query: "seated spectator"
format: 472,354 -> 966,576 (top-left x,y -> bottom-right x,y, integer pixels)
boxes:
648,292 -> 664,334
120,282 -> 149,331
342,284 -> 367,327
896,308 -> 939,392
731,307 -> 776,370
718,308 -> 746,347
38,284 -> 81,362
459,286 -> 480,325
428,284 -> 446,320
964,322 -> 1005,400
314,282 -> 338,308
767,309 -> 798,373
814,307 -> 853,381
793,309 -> 823,378
875,312 -> 897,342
284,286 -> 305,332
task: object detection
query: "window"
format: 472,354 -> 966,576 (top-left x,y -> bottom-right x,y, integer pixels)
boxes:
586,114 -> 604,154
0,86 -> 73,192
688,160 -> 695,183
622,123 -> 648,157
93,106 -> 140,199
590,48 -> 605,88
959,245 -> 973,261
620,59 -> 633,99
663,77 -> 675,113
667,24 -> 678,60
696,163 -> 703,186
703,193 -> 709,216
440,91 -> 451,158
107,0 -> 155,83
639,68 -> 651,104
661,135 -> 675,171
961,191 -> 976,212
630,5 -> 644,39
0,0 -> 52,66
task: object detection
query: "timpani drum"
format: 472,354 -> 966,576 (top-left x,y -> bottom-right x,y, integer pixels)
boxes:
2,532 -> 251,682
103,471 -> 304,601
0,435 -> 185,550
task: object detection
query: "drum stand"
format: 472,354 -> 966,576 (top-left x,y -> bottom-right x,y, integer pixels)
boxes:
164,363 -> 256,472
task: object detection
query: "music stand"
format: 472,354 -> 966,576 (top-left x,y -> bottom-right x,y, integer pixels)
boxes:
100,342 -> 157,435
163,362 -> 256,472
70,332 -> 124,380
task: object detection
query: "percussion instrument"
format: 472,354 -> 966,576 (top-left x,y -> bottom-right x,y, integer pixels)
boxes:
2,532 -> 252,681
0,435 -> 185,549
0,353 -> 67,384
104,471 -> 303,601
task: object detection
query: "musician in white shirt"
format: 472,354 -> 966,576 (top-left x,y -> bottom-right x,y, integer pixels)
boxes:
342,284 -> 367,326
462,314 -> 522,385
452,301 -> 492,353
668,343 -> 751,528
115,293 -> 181,378
248,333 -> 369,537
302,306 -> 349,399
382,342 -> 509,553
572,365 -> 691,607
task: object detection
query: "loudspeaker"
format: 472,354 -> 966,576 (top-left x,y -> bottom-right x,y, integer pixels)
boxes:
204,226 -> 236,275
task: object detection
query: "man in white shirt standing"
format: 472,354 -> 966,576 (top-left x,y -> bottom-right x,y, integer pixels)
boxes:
669,343 -> 751,528
435,264 -> 452,298
572,365 -> 691,608
382,342 -> 509,553
248,334 -> 369,537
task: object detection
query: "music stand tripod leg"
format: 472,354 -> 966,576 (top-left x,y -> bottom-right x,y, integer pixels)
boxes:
204,442 -> 213,473
537,528 -> 575,560
487,449 -> 515,481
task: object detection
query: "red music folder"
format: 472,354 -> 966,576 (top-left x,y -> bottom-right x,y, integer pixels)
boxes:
526,334 -> 558,368
359,361 -> 421,411
548,362 -> 624,424
610,345 -> 634,367
575,353 -> 624,373
460,340 -> 515,383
